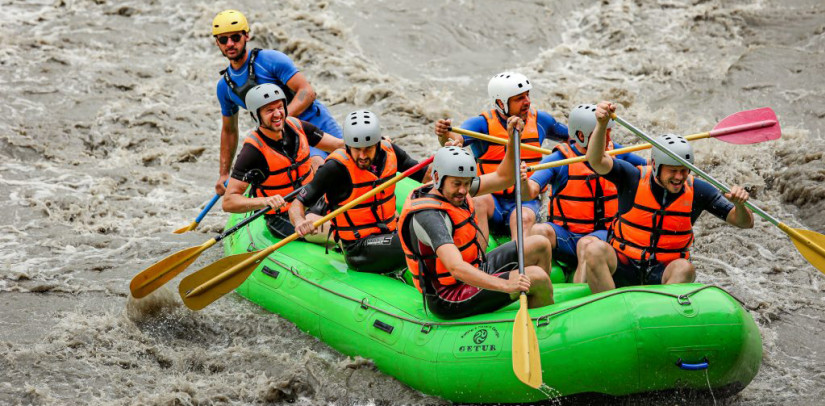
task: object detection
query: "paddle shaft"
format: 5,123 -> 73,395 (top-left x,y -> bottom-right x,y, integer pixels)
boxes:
195,193 -> 221,223
614,114 -> 825,261
512,130 -> 527,277
449,127 -> 553,155
214,187 -> 304,244
527,119 -> 776,172
184,156 -> 435,298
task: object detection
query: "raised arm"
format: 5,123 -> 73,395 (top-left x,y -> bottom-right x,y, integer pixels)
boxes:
724,185 -> 755,229
587,101 -> 616,175
475,116 -> 523,195
434,119 -> 464,146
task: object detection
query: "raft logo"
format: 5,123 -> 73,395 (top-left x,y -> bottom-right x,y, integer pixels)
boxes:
455,325 -> 502,357
473,329 -> 488,345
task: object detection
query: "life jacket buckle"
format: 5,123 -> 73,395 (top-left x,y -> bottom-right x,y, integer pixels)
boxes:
677,295 -> 691,306
420,324 -> 433,334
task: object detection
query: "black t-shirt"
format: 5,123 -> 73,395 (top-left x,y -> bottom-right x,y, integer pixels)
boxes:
230,120 -> 324,184
605,159 -> 734,223
296,142 -> 427,208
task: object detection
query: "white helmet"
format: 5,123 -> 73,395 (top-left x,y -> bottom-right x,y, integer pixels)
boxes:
487,72 -> 532,116
568,104 -> 615,149
245,83 -> 287,126
651,134 -> 694,177
343,110 -> 381,148
432,146 -> 477,190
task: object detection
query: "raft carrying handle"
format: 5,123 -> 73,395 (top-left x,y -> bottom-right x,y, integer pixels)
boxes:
676,357 -> 709,371
373,319 -> 395,334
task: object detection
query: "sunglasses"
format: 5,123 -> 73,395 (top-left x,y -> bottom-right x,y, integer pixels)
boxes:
216,33 -> 243,45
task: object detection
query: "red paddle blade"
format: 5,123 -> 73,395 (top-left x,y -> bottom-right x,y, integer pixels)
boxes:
710,107 -> 781,144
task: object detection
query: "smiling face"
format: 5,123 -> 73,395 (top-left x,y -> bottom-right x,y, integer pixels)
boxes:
215,31 -> 248,61
259,100 -> 286,132
656,164 -> 691,193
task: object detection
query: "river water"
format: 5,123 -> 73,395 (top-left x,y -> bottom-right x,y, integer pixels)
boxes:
2,0 -> 824,404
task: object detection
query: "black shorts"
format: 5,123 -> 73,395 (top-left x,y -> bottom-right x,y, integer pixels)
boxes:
343,233 -> 406,274
612,251 -> 668,288
426,241 -> 520,320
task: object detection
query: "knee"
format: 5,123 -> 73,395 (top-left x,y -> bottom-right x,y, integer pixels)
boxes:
525,234 -> 552,255
521,208 -> 536,225
576,236 -> 598,253
582,241 -> 610,266
527,266 -> 551,288
529,223 -> 556,246
680,260 -> 696,282
472,195 -> 494,216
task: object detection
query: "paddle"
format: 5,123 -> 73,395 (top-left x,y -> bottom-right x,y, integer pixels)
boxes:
510,128 -> 543,389
449,127 -> 554,155
173,180 -> 229,234
527,107 -> 780,172
131,188 -> 304,299
612,114 -> 825,275
178,156 -> 435,310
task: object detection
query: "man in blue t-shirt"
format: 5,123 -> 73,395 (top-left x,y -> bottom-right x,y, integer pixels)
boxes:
434,72 -> 568,246
211,10 -> 342,195
523,104 -> 647,280
580,101 -> 754,294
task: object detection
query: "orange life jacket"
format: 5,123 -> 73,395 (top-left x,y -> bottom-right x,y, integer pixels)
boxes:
327,140 -> 398,243
609,166 -> 695,264
399,185 -> 484,293
549,142 -> 619,234
477,109 -> 543,197
244,117 -> 314,215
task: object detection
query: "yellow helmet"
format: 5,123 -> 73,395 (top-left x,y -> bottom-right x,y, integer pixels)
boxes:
212,10 -> 249,36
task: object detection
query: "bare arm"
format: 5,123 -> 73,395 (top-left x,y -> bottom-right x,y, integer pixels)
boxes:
217,114 -> 240,195
284,72 -> 316,117
587,101 -> 615,175
522,179 -> 542,201
476,116 -> 523,196
436,244 -> 526,294
315,133 -> 345,153
725,185 -> 754,229
222,178 -> 286,213
434,119 -> 464,146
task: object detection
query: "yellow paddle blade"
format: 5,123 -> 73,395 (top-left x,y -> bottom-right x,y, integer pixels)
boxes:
129,239 -> 216,299
178,250 -> 261,310
512,295 -> 542,389
786,227 -> 825,275
173,222 -> 198,234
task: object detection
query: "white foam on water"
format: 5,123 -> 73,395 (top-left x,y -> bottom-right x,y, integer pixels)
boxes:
1,0 -> 824,404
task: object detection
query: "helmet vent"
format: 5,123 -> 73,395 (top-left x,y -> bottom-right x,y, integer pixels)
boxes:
470,166 -> 475,171
458,166 -> 464,171
263,94 -> 269,99
518,83 -> 523,88
365,136 -> 371,142
353,137 -> 359,142
686,154 -> 691,160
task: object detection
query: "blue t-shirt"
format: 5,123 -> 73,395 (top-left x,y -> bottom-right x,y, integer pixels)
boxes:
604,159 -> 734,223
459,110 -> 568,158
216,49 -> 326,123
529,142 -> 648,197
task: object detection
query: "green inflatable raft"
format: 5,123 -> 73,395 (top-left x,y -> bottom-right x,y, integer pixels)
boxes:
224,178 -> 762,404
